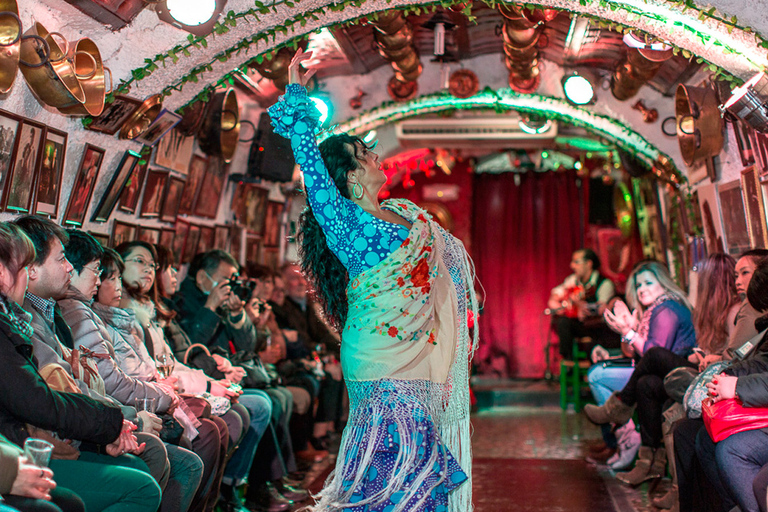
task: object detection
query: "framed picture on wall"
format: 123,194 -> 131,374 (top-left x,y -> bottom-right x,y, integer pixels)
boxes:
160,227 -> 175,249
33,127 -> 67,218
262,201 -> 283,247
172,220 -> 190,266
245,232 -> 260,265
718,179 -> 752,255
5,119 -> 45,213
696,182 -> 725,254
137,226 -> 161,244
182,224 -> 201,264
154,129 -> 194,174
63,144 -> 106,226
260,247 -> 280,270
0,110 -> 20,205
111,220 -> 136,247
118,158 -> 148,214
193,155 -> 227,219
140,170 -> 169,218
233,183 -> 269,234
214,225 -> 230,251
136,109 -> 182,147
741,166 -> 768,248
87,95 -> 143,135
89,231 -> 110,248
179,154 -> 207,215
91,150 -> 141,223
230,224 -> 243,266
159,176 -> 185,223
197,225 -> 215,254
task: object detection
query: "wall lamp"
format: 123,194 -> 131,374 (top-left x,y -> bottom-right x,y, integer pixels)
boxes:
562,71 -> 596,106
721,72 -> 768,133
156,0 -> 228,37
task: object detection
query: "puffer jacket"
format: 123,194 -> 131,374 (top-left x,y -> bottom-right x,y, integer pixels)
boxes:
58,286 -> 175,413
94,300 -> 157,379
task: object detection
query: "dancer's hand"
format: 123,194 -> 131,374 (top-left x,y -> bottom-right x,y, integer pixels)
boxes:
289,50 -> 316,86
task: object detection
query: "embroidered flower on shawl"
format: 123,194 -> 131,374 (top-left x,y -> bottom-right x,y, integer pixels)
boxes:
403,238 -> 411,247
410,257 -> 431,293
427,332 -> 436,345
388,326 -> 399,337
397,277 -> 405,287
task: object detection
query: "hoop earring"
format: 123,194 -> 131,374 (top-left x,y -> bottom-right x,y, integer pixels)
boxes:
352,182 -> 364,199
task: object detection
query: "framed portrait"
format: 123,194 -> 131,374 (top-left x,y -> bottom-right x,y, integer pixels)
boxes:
230,224 -> 243,265
140,169 -> 169,218
118,158 -> 147,214
137,226 -> 161,245
89,231 -> 110,248
262,201 -> 283,247
160,228 -> 175,249
0,110 -> 19,204
233,183 -> 269,234
718,179 -> 752,255
197,225 -> 215,254
172,220 -> 190,266
179,154 -> 207,215
63,144 -> 106,226
87,95 -> 143,135
182,224 -> 201,264
260,247 -> 280,270
696,183 -> 725,254
214,225 -> 230,251
33,127 -> 67,218
5,120 -> 45,213
111,220 -> 136,247
741,166 -> 768,248
245,232 -> 260,265
194,156 -> 227,218
154,129 -> 194,174
136,109 -> 182,146
160,176 -> 185,223
91,150 -> 141,223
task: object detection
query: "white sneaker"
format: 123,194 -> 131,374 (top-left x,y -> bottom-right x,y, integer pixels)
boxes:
610,421 -> 642,471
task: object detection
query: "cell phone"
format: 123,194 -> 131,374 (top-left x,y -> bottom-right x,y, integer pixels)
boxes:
692,347 -> 705,355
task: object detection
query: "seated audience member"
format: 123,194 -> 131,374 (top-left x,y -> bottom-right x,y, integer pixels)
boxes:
272,263 -> 345,451
548,248 -> 618,359
0,431 -> 84,512
0,221 -> 161,512
584,260 -> 695,484
58,232 -> 204,512
675,255 -> 768,512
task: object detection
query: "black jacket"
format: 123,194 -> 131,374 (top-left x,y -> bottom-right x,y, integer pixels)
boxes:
726,314 -> 768,407
270,297 -> 339,359
0,312 -> 123,447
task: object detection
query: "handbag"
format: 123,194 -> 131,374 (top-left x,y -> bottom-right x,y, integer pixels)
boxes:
683,361 -> 730,419
702,397 -> 768,442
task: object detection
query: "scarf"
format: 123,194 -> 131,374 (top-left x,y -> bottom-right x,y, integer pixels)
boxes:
637,293 -> 674,342
0,294 -> 33,340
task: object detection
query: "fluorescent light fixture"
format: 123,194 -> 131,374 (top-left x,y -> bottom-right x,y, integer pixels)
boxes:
722,72 -> 768,133
362,130 -> 377,144
622,32 -> 672,52
562,72 -> 595,105
156,0 -> 227,36
518,118 -> 553,134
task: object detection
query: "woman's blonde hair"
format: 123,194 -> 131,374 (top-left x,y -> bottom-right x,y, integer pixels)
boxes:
626,260 -> 692,315
694,253 -> 738,355
0,222 -> 35,290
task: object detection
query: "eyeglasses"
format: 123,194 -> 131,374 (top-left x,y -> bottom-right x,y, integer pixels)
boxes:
82,265 -> 103,278
125,257 -> 158,272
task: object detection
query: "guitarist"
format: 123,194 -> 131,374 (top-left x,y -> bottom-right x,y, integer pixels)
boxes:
548,249 -> 617,359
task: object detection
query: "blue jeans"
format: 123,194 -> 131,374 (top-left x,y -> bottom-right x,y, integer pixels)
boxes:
223,389 -> 272,484
588,363 -> 633,447
695,425 -> 739,511
164,443 -> 203,512
713,429 -> 768,512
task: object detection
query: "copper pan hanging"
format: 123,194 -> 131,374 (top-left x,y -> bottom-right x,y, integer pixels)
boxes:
19,22 -> 85,109
675,83 -> 724,166
119,93 -> 163,140
58,38 -> 111,117
198,88 -> 240,163
0,0 -> 22,94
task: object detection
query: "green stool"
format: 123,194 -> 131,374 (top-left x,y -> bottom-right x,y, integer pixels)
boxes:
559,337 -> 592,412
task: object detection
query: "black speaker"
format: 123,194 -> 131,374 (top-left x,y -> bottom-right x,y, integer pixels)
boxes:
247,112 -> 295,182
589,177 -> 616,225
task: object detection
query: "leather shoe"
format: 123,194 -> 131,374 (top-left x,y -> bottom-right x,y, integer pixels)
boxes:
246,483 -> 291,512
274,480 -> 309,502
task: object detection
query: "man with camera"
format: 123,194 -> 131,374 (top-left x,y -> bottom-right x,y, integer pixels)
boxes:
173,250 -> 302,512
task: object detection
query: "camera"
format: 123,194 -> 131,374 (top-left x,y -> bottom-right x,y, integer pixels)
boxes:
227,277 -> 257,301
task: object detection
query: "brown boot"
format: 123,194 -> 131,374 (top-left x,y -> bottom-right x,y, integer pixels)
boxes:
652,484 -> 678,510
584,392 -> 636,426
616,446 -> 656,486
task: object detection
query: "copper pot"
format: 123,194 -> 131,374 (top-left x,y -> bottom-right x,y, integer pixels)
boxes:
0,1 -> 21,94
198,89 -> 240,163
58,38 -> 110,116
675,84 -> 724,166
374,26 -> 413,51
119,93 -> 163,140
19,22 -> 85,109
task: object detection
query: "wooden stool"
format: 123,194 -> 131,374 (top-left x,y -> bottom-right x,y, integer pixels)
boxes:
559,337 -> 592,412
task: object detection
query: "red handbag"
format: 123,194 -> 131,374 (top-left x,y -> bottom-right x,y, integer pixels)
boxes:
701,397 -> 768,442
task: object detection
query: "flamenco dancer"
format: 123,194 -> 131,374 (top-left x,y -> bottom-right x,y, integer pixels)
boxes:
267,50 -> 479,512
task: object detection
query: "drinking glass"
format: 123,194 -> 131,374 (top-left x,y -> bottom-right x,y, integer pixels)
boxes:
23,438 -> 53,467
155,354 -> 175,380
134,397 -> 157,413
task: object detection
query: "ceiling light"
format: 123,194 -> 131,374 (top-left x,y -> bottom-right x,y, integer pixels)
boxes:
362,130 -> 377,144
622,31 -> 672,52
518,116 -> 553,134
562,72 -> 595,106
721,72 -> 768,133
156,0 -> 227,36
309,96 -> 332,126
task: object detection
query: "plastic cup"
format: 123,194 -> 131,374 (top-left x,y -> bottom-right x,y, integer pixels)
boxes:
134,397 -> 157,413
23,438 -> 53,467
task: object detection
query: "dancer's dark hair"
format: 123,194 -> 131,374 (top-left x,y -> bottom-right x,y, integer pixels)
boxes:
298,133 -> 372,332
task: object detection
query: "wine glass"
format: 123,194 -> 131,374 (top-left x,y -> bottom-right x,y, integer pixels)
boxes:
155,353 -> 175,380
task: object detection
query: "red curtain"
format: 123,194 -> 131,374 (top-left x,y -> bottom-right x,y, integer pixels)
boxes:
472,170 -> 587,378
